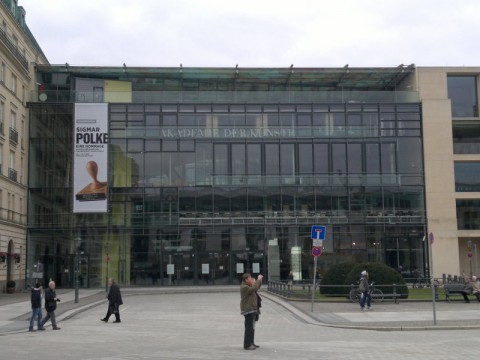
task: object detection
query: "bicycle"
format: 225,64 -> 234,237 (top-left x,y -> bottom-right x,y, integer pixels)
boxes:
349,282 -> 384,303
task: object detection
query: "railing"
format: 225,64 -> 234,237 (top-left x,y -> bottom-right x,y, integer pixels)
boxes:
0,28 -> 29,70
30,90 -> 420,104
9,127 -> 18,144
8,167 -> 17,182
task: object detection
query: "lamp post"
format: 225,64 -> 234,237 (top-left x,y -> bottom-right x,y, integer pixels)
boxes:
105,242 -> 110,292
74,236 -> 81,303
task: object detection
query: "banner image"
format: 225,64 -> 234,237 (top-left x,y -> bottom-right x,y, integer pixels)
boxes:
73,103 -> 109,213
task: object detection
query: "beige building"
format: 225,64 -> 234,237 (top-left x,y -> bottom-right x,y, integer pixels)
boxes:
415,67 -> 480,279
0,0 -> 47,291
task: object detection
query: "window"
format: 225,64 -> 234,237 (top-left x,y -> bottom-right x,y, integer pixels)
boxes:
10,110 -> 16,129
455,162 -> 480,192
11,74 -> 17,94
447,76 -> 478,117
457,200 -> 480,229
0,100 -> 4,132
0,143 -> 3,174
0,62 -> 5,82
453,124 -> 480,154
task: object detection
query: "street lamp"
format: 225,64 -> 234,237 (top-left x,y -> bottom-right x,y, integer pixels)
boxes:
105,242 -> 110,292
74,236 -> 81,303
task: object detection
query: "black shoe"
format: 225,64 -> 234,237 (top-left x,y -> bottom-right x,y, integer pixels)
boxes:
253,344 -> 260,348
29,329 -> 36,332
52,327 -> 61,330
113,320 -> 121,323
38,328 -> 46,331
101,318 -> 108,322
244,345 -> 256,350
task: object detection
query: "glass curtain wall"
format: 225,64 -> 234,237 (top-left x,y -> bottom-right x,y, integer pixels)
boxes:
28,102 -> 426,287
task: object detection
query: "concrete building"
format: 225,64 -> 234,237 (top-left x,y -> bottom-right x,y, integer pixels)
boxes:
415,67 -> 480,279
0,0 -> 48,291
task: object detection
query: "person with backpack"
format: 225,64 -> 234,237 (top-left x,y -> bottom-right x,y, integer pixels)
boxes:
359,270 -> 372,311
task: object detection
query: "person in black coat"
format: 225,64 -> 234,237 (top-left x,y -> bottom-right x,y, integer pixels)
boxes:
41,281 -> 61,330
101,278 -> 123,323
29,282 -> 46,331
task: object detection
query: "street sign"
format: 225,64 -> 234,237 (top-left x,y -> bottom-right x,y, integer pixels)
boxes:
311,225 -> 326,240
311,225 -> 326,247
312,246 -> 322,257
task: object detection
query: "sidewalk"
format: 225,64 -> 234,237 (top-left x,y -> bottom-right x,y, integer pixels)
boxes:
1,286 -> 480,335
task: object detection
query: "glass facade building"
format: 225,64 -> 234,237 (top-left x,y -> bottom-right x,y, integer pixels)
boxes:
27,65 -> 426,288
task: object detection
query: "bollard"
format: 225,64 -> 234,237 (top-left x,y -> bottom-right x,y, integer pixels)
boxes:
393,283 -> 398,304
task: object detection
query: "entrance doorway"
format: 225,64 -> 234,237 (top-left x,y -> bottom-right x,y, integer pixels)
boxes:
162,252 -> 194,285
232,251 -> 265,284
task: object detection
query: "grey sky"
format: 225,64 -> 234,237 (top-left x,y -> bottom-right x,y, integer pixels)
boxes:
20,0 -> 479,67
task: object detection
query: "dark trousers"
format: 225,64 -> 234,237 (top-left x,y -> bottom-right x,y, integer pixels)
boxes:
243,313 -> 255,348
105,303 -> 120,322
360,292 -> 371,308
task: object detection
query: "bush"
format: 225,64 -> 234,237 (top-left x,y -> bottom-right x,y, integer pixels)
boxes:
319,262 -> 356,296
6,280 -> 15,288
345,262 -> 409,298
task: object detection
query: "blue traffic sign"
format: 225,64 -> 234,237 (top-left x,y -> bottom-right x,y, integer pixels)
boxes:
311,225 -> 326,240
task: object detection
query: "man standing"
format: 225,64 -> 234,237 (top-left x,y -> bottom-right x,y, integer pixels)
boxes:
101,278 -> 123,323
240,273 -> 263,350
29,282 -> 45,332
41,281 -> 61,330
359,270 -> 372,311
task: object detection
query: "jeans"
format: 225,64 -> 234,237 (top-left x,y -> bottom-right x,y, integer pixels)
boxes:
29,307 -> 43,330
360,292 -> 371,308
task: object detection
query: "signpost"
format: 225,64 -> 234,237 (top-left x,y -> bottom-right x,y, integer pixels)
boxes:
311,225 -> 326,311
428,231 -> 437,325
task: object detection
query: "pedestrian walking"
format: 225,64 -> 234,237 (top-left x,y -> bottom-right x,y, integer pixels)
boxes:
359,270 -> 372,311
29,282 -> 45,332
101,278 -> 123,323
240,273 -> 263,350
41,281 -> 61,330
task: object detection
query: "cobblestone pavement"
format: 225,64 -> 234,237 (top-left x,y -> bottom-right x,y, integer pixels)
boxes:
0,287 -> 479,359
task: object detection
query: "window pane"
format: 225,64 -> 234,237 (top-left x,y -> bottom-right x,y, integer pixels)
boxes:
448,76 -> 478,117
455,162 -> 480,191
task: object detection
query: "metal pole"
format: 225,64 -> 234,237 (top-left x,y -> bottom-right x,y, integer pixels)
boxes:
74,237 -> 80,303
105,243 -> 109,292
74,249 -> 79,303
311,256 -> 317,312
428,232 -> 436,325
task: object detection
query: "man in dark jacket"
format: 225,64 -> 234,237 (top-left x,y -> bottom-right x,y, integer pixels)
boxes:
240,273 -> 263,350
101,278 -> 123,323
41,281 -> 61,330
29,282 -> 45,331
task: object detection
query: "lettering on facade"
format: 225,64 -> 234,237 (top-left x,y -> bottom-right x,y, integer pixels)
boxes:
155,128 -> 296,138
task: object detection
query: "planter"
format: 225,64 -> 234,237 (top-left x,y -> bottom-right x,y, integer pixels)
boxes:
6,287 -> 15,294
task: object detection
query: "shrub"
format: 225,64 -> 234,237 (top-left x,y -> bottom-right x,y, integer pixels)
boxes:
6,280 -> 16,288
319,262 -> 356,296
345,262 -> 409,298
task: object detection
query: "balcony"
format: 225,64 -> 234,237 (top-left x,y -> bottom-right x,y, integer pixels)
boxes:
9,127 -> 18,144
8,168 -> 17,182
0,28 -> 28,70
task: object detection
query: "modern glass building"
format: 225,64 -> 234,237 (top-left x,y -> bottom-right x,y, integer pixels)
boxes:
27,65 -> 427,288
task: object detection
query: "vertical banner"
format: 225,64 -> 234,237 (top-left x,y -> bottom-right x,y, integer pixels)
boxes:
73,103 -> 109,213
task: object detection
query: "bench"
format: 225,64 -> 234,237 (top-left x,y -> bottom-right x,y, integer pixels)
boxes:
444,283 -> 476,302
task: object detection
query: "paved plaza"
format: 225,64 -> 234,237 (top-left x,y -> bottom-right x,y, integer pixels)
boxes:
0,287 -> 479,359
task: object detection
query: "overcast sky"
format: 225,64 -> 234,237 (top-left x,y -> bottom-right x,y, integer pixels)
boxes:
19,0 -> 480,68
